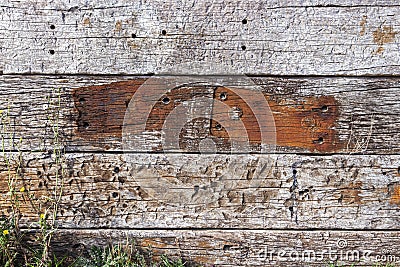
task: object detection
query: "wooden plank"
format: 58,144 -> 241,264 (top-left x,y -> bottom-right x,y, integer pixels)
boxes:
1,152 -> 399,229
1,1 -> 400,75
0,75 -> 399,154
50,229 -> 400,266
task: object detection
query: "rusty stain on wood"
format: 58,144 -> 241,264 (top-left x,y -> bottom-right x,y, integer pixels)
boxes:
2,75 -> 399,153
140,238 -> 170,249
144,85 -> 213,130
72,79 -> 341,152
72,79 -> 145,141
359,15 -> 367,36
267,95 -> 340,152
115,21 -> 122,32
390,184 -> 400,206
340,181 -> 363,204
211,86 -> 263,151
83,17 -> 91,26
373,26 -> 397,54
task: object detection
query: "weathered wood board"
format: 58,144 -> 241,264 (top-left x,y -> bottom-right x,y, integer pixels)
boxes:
0,75 -> 400,154
51,229 -> 400,267
1,152 -> 399,229
1,1 -> 400,75
1,1 -> 400,266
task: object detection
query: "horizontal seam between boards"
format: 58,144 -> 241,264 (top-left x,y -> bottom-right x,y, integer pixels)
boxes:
4,73 -> 400,78
18,227 -> 400,232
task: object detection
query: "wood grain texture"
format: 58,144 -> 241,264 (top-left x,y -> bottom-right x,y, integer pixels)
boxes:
1,1 -> 400,265
0,75 -> 399,154
49,229 -> 400,266
1,152 -> 399,229
1,0 -> 400,75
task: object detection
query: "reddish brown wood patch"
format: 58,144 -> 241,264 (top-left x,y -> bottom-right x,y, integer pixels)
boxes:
268,95 -> 340,152
72,79 -> 146,139
390,184 -> 400,206
72,79 -> 341,152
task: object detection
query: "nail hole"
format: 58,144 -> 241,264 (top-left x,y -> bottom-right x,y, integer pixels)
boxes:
118,176 -> 126,184
38,182 -> 43,188
219,92 -> 227,101
114,166 -> 120,173
112,192 -> 118,198
50,24 -> 55,30
242,18 -> 247,24
223,245 -> 233,251
82,122 -> 89,129
162,97 -> 170,104
293,169 -> 297,175
215,123 -> 222,130
70,195 -> 73,200
161,30 -> 167,35
321,105 -> 328,112
79,97 -> 85,104
49,49 -> 55,55
131,33 -> 137,38
241,45 -> 246,50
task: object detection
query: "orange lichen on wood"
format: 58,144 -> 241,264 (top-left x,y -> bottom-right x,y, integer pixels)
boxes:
360,15 -> 367,36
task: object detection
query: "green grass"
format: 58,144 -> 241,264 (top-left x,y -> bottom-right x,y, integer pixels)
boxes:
72,243 -> 188,267
0,90 -> 196,266
0,235 -> 192,267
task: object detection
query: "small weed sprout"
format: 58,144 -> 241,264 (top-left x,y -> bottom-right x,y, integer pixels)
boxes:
0,89 -> 198,266
0,89 -> 66,267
